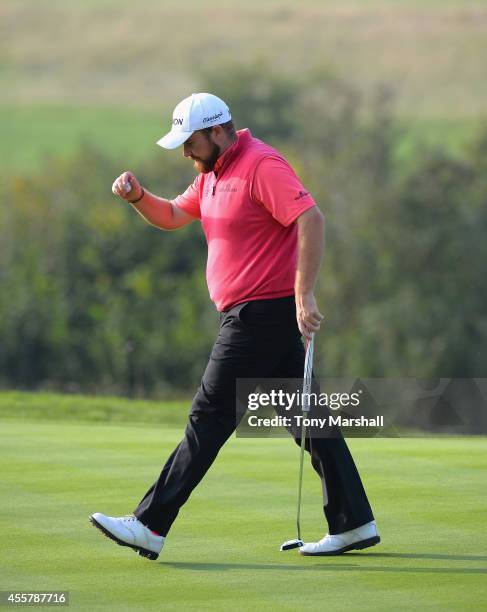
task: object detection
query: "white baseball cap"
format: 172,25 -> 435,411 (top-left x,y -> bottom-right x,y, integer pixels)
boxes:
156,93 -> 232,150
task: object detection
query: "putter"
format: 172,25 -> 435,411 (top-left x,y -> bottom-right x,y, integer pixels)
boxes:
280,331 -> 315,551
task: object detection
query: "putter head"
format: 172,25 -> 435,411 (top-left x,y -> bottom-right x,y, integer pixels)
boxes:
280,538 -> 304,551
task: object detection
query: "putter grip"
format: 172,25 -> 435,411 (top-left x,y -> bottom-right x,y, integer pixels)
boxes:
302,333 -> 314,412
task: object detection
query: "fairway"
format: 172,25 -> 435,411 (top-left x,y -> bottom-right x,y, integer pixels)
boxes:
0,397 -> 486,610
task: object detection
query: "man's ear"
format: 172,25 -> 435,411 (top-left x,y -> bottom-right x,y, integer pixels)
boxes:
210,125 -> 225,143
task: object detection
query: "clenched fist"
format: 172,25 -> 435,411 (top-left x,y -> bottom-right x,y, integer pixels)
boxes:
112,171 -> 144,203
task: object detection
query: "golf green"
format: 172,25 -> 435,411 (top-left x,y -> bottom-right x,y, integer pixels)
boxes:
0,407 -> 486,610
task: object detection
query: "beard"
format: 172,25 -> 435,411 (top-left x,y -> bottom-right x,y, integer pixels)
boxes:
192,141 -> 221,174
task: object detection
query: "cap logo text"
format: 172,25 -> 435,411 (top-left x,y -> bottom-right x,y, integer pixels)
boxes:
202,111 -> 223,124
173,118 -> 184,126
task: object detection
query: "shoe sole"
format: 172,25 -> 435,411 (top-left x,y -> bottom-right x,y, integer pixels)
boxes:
299,535 -> 381,556
89,515 -> 159,560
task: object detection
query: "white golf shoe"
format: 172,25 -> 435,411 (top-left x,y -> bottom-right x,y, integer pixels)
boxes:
300,520 -> 380,556
90,513 -> 164,560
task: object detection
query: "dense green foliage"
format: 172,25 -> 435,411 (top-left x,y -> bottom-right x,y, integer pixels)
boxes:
1,68 -> 486,395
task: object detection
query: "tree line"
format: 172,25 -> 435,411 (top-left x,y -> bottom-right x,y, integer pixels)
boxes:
1,66 -> 486,396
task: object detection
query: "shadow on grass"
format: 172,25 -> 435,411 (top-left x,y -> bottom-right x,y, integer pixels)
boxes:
161,560 -> 487,574
346,552 -> 487,562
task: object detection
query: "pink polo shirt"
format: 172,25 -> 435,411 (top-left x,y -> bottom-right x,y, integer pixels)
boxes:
172,129 -> 317,311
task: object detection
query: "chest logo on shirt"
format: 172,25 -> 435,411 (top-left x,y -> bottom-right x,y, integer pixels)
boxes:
219,184 -> 237,193
204,184 -> 238,196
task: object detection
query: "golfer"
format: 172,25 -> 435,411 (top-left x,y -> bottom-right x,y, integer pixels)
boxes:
90,93 -> 379,559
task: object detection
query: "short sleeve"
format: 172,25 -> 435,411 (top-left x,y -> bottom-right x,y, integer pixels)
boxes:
251,156 -> 316,226
171,174 -> 202,219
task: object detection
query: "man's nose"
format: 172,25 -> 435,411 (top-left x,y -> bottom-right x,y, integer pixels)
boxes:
183,144 -> 192,158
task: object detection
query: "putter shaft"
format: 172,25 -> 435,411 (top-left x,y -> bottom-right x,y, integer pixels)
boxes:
296,333 -> 314,542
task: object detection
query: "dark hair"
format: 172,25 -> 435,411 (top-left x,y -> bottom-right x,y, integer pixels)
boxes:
200,120 -> 236,139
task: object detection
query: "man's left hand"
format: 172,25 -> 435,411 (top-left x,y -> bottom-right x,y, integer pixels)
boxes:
296,292 -> 324,338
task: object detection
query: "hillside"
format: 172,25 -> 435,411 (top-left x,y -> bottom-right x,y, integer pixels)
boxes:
3,0 -> 487,118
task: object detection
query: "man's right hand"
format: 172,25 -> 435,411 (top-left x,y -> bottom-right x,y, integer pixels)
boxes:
111,172 -> 197,230
112,171 -> 143,202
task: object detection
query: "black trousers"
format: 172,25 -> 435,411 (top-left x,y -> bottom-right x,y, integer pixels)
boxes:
134,296 -> 374,536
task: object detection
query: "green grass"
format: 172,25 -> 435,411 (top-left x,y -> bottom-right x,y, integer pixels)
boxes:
0,390 -> 188,425
0,392 -> 486,610
1,106 -> 168,176
2,104 -> 480,176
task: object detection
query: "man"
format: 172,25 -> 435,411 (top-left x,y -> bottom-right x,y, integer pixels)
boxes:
90,93 -> 379,560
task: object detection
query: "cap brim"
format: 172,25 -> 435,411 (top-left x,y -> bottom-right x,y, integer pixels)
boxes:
156,129 -> 194,150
